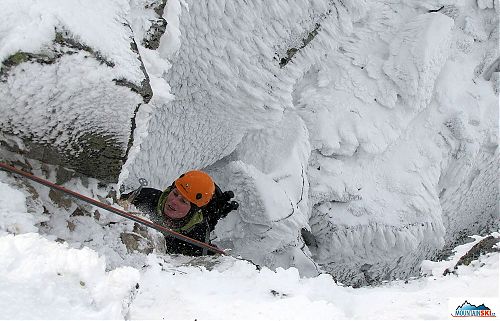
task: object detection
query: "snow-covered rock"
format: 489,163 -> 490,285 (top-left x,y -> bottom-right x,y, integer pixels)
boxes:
0,0 -> 154,182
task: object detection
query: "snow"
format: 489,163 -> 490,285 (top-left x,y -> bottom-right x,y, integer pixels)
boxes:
279,0 -> 497,283
1,53 -> 140,144
0,179 -> 39,235
0,0 -> 144,82
0,233 -> 140,320
121,0 -> 328,189
1,0 -> 498,291
0,177 -> 498,319
383,13 -> 454,111
118,0 -> 180,185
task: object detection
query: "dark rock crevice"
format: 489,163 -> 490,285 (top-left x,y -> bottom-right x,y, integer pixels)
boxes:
0,29 -> 115,81
124,103 -> 143,164
142,0 -> 168,50
115,27 -> 153,104
275,1 -> 341,68
277,23 -> 321,68
54,30 -> 115,67
1,52 -> 58,81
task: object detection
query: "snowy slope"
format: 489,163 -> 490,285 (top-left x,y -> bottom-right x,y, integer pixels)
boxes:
0,177 -> 498,319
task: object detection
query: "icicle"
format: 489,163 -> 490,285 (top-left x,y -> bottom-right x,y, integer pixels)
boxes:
346,228 -> 356,248
384,227 -> 396,248
373,225 -> 388,250
352,227 -> 363,249
416,224 -> 424,241
331,234 -> 342,250
395,230 -> 406,251
336,231 -> 352,255
405,230 -> 418,251
364,224 -> 373,246
423,222 -> 433,239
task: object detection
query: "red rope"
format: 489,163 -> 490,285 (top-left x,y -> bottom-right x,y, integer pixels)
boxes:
0,162 -> 226,255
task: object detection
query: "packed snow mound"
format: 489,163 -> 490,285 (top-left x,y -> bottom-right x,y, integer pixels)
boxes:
208,112 -> 318,275
0,233 -> 140,319
0,179 -> 39,235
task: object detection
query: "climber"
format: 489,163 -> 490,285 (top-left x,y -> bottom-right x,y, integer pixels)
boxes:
119,170 -> 239,256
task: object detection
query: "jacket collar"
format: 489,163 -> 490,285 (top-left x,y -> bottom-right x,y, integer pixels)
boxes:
156,186 -> 204,232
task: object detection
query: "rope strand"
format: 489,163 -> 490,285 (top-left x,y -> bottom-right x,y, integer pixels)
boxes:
0,162 -> 226,255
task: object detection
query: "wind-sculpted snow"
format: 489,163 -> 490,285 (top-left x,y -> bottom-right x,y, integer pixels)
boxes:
121,0 -> 331,188
208,112 -> 319,275
383,13 -> 454,111
120,0 -> 497,284
289,1 -> 498,284
1,0 -> 498,286
0,52 -> 141,145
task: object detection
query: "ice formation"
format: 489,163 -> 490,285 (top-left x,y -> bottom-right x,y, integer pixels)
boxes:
1,0 -> 498,285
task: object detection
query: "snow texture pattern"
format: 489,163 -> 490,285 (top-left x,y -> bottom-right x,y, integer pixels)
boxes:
0,0 -> 498,284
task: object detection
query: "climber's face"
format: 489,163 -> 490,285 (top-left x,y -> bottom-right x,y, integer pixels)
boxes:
164,188 -> 191,219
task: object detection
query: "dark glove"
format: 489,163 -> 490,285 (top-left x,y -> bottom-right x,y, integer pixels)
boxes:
218,190 -> 239,217
203,189 -> 239,219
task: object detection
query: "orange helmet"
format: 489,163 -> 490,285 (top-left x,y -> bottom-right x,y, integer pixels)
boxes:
174,170 -> 215,207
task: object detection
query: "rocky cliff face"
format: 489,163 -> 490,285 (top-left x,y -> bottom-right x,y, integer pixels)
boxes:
1,0 -> 498,286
